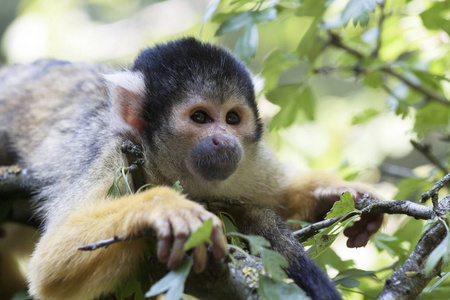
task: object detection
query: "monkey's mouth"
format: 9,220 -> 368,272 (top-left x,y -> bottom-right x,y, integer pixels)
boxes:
192,154 -> 240,181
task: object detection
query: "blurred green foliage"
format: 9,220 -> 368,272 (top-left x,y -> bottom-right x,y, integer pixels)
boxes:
1,0 -> 449,299
203,0 -> 449,298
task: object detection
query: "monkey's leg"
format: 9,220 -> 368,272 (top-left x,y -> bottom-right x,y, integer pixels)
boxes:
28,187 -> 226,300
280,172 -> 384,247
226,205 -> 342,300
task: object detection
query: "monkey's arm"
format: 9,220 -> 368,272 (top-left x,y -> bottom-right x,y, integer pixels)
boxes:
278,172 -> 384,248
28,187 -> 226,300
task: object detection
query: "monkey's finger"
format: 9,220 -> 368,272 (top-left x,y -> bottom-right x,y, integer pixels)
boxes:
156,218 -> 172,262
167,237 -> 187,270
193,243 -> 207,273
198,214 -> 227,258
167,216 -> 190,269
346,231 -> 369,248
211,222 -> 227,259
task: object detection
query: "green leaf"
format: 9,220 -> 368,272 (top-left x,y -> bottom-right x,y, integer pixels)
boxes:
145,257 -> 193,300
235,23 -> 258,61
251,8 -> 277,24
394,178 -> 434,201
245,235 -> 271,253
267,84 -> 315,129
351,108 -> 380,125
333,268 -> 377,288
107,168 -> 123,198
10,290 -> 30,300
306,233 -> 340,259
336,277 -> 360,288
373,233 -> 408,259
295,0 -> 328,18
115,276 -> 145,300
121,168 -> 133,196
171,180 -> 184,193
258,275 -> 309,300
425,232 -> 450,275
261,50 -> 298,91
296,20 -> 323,61
420,2 -> 450,36
341,0 -> 377,27
200,0 -> 221,34
314,247 -> 354,272
260,248 -> 289,281
236,234 -> 289,281
422,219 -> 438,236
184,219 -> 213,251
325,192 -> 356,219
414,102 -> 450,136
215,12 -> 252,36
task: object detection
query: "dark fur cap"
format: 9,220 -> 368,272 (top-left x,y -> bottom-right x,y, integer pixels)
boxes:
132,38 -> 263,142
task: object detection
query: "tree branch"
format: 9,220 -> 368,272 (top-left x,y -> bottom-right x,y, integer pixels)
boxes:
327,31 -> 450,107
410,140 -> 449,174
379,214 -> 448,300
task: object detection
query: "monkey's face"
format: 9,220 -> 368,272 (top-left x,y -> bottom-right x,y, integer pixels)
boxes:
168,96 -> 258,182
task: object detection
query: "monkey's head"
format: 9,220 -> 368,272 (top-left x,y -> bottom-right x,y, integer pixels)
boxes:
105,38 -> 263,185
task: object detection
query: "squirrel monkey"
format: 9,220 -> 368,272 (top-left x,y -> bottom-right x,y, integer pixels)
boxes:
0,38 -> 383,300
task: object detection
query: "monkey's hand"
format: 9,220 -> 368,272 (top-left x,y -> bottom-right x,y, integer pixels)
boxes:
120,187 -> 227,273
28,187 -> 227,300
280,172 -> 384,248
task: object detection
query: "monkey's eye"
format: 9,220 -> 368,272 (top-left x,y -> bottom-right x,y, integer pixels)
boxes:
226,111 -> 240,125
191,111 -> 210,124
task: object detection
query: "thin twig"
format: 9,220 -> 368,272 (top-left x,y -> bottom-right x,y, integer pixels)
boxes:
410,140 -> 449,174
421,173 -> 450,203
380,67 -> 450,107
78,233 -> 148,251
371,0 -> 386,58
327,31 -> 450,107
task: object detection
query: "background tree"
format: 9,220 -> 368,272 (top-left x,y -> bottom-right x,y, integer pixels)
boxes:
0,0 -> 449,299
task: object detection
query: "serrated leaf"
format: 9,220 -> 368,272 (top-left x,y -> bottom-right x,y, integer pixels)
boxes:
325,192 -> 356,219
239,234 -> 289,280
200,0 -> 221,34
235,23 -> 258,61
145,257 -> 193,300
351,108 -> 380,125
246,235 -> 271,254
171,180 -> 183,193
296,20 -> 322,61
414,102 -> 450,136
420,2 -> 450,36
258,275 -> 309,300
267,84 -> 315,129
341,0 -> 377,27
184,219 -> 213,251
215,12 -> 252,36
261,50 -> 298,91
373,233 -> 408,259
306,233 -> 339,259
261,248 -> 289,281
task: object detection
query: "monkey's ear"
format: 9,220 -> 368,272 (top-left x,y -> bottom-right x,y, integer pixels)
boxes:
103,71 -> 147,133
